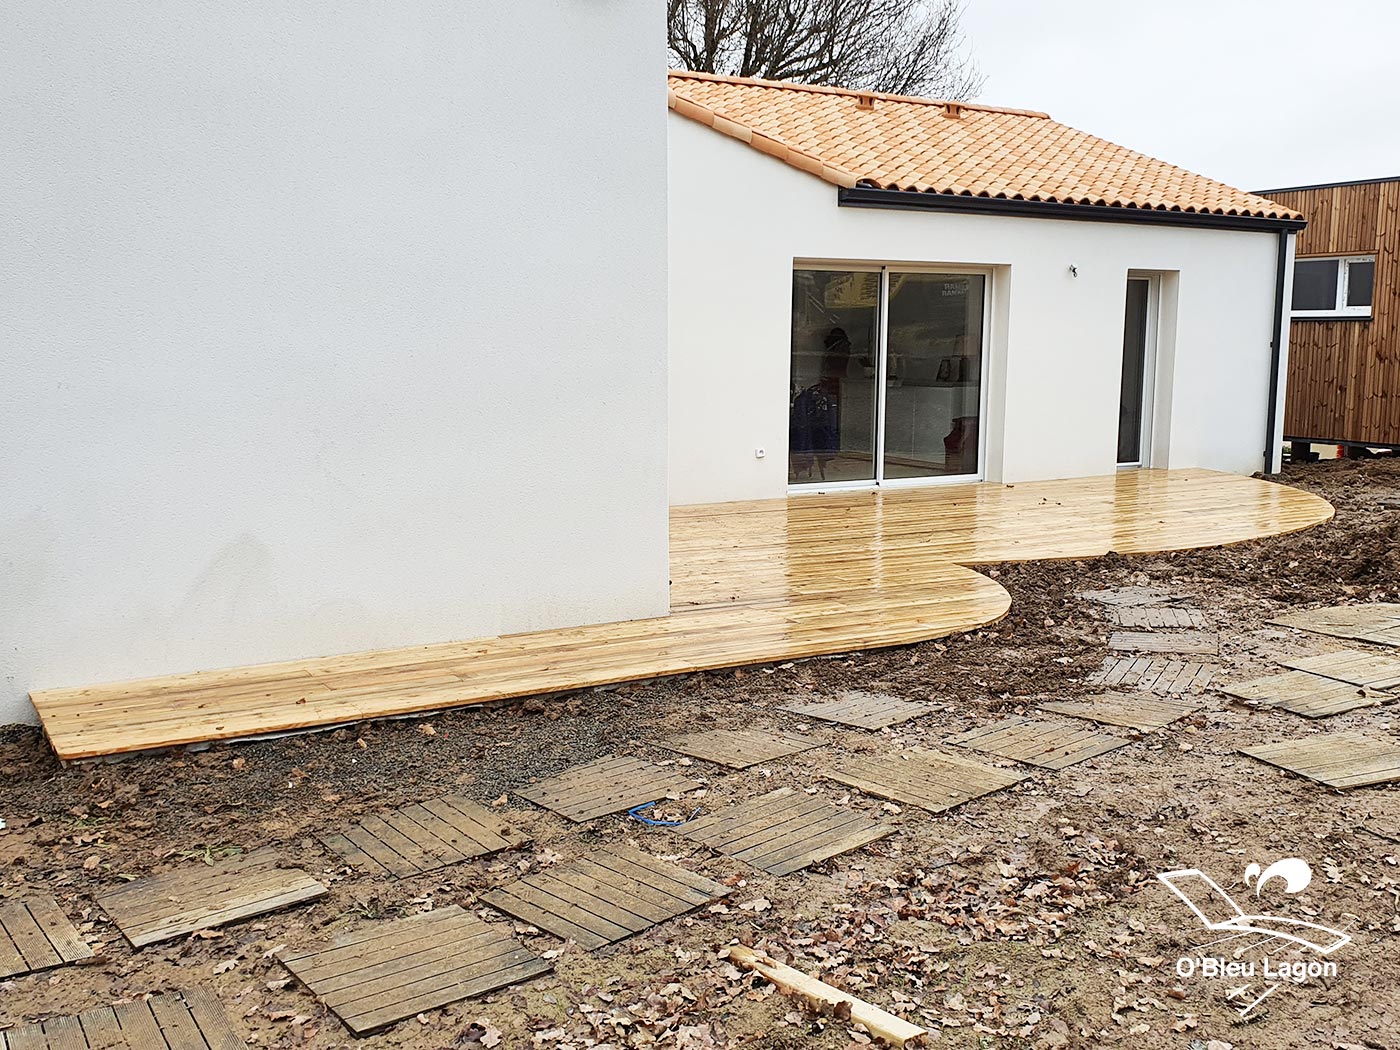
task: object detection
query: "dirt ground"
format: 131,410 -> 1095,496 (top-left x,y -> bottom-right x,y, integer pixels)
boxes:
3,459 -> 1400,1049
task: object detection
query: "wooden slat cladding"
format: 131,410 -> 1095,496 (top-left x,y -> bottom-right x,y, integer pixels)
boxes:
1271,178 -> 1400,445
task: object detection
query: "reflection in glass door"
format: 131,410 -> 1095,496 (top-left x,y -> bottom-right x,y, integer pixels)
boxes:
789,269 -> 881,484
790,266 -> 986,487
884,272 -> 986,479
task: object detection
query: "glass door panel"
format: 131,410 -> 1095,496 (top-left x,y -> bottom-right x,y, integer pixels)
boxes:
883,272 -> 985,479
789,270 -> 881,484
1118,278 -> 1151,465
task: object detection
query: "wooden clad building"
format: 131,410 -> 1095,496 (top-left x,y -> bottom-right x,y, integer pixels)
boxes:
1260,176 -> 1400,449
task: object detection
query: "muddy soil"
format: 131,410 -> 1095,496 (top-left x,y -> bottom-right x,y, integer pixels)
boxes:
3,459 -> 1400,1049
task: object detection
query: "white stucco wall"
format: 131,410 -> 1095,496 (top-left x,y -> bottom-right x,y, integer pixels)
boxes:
0,2 -> 668,724
669,112 -> 1286,505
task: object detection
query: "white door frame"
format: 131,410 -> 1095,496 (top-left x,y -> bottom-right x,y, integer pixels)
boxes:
788,260 -> 994,494
1119,271 -> 1161,469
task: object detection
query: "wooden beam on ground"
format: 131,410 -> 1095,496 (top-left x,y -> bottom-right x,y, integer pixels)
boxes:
724,945 -> 928,1047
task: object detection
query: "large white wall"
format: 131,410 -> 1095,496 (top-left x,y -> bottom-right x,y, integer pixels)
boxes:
669,113 -> 1285,505
0,2 -> 669,724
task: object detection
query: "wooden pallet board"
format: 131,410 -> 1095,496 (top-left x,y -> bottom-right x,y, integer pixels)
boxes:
1109,630 -> 1219,655
1077,586 -> 1180,607
1240,732 -> 1400,788
0,988 -> 242,1050
945,717 -> 1128,769
1270,604 -> 1400,641
514,756 -> 702,823
279,906 -> 548,1035
823,748 -> 1025,814
480,845 -> 727,950
656,728 -> 825,769
1221,670 -> 1380,718
320,795 -> 529,878
0,895 -> 93,979
1282,649 -> 1400,689
676,787 -> 895,875
778,692 -> 940,730
1091,657 -> 1218,694
1038,693 -> 1200,731
96,849 -> 327,948
1109,607 -> 1209,629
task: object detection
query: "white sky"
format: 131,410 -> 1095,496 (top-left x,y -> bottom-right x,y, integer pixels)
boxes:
962,0 -> 1400,191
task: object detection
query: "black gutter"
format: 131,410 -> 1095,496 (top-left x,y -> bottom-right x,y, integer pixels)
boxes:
1255,174 -> 1400,195
838,186 -> 1307,233
1264,229 -> 1291,475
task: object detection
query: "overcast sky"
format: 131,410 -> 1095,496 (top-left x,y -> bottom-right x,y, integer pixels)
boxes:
962,1 -> 1400,192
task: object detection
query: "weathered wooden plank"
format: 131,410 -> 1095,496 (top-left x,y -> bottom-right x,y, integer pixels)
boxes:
515,757 -> 702,822
0,902 -> 63,973
1109,631 -> 1219,655
1038,692 -> 1199,730
824,749 -> 1024,814
1222,670 -> 1377,718
1110,607 -> 1208,629
97,849 -> 327,948
1284,649 -> 1400,688
779,692 -> 939,730
279,906 -> 548,1036
481,847 -> 726,949
1240,732 -> 1400,788
657,727 -> 825,768
947,718 -> 1128,769
22,897 -> 93,967
678,788 -> 892,875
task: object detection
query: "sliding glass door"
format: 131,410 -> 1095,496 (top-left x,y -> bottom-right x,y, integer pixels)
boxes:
790,265 -> 986,487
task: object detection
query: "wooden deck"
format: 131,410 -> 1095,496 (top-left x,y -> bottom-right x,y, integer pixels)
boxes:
30,468 -> 1332,760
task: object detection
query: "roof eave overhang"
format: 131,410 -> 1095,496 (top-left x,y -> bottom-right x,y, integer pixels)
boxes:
838,186 -> 1307,233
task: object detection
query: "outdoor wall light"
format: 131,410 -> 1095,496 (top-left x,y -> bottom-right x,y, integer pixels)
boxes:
1069,264 -> 1079,278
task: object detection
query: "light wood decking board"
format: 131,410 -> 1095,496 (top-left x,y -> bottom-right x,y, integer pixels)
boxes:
31,470 -> 1331,759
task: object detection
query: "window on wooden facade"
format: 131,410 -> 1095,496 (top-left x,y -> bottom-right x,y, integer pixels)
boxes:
1292,256 -> 1375,318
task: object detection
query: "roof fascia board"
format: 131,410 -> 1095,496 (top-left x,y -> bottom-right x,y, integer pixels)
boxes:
838,187 -> 1307,233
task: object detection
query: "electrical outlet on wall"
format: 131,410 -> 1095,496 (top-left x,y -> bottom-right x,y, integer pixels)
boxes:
754,447 -> 766,459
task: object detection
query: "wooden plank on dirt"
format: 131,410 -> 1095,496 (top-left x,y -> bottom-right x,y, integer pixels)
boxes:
480,845 -> 726,950
656,728 -> 825,769
0,991 -> 245,1050
96,849 -> 327,948
778,692 -> 940,730
515,756 -> 701,823
1077,586 -> 1180,607
822,748 -> 1024,814
1282,649 -> 1400,689
280,906 -> 548,1036
1270,603 -> 1400,640
677,787 -> 894,875
0,895 -> 92,978
725,945 -> 927,1047
1037,693 -> 1200,731
1091,657 -> 1217,694
1109,607 -> 1209,629
321,795 -> 528,877
945,717 -> 1128,769
1240,732 -> 1400,788
1221,670 -> 1383,718
1109,631 -> 1219,655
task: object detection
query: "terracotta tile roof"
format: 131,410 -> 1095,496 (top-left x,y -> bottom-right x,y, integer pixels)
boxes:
669,71 -> 1300,222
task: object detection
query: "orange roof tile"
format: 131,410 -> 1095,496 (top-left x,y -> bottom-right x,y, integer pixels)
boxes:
669,71 -> 1300,222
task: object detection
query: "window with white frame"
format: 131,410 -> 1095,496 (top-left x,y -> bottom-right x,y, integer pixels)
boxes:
1292,255 -> 1375,318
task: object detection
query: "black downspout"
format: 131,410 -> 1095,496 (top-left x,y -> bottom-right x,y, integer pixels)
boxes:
1264,229 -> 1290,474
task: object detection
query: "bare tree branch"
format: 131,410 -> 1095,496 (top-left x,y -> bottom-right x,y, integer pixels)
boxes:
668,0 -> 984,100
